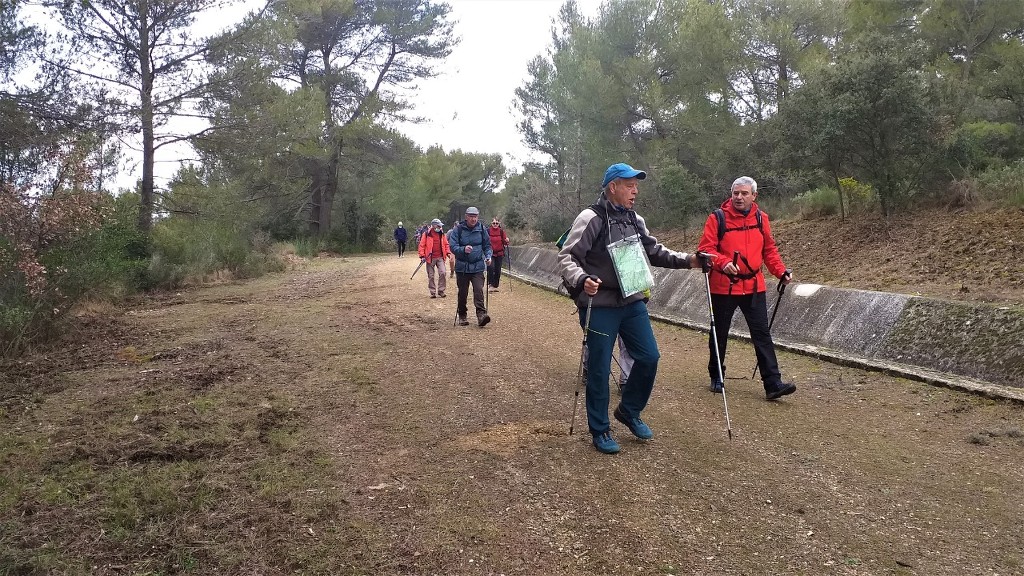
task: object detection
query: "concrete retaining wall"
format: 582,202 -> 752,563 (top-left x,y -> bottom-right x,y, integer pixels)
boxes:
507,245 -> 1024,400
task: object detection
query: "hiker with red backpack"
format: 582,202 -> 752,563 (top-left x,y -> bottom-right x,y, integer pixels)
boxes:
697,176 -> 796,401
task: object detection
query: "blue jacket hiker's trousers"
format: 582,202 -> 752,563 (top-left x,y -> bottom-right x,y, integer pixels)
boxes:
578,299 -> 660,437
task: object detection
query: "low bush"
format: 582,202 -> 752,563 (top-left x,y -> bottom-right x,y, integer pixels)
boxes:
148,219 -> 285,289
0,185 -> 126,356
792,187 -> 840,219
974,160 -> 1024,207
839,178 -> 877,214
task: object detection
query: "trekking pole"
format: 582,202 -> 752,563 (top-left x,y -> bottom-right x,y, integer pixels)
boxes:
410,259 -> 425,280
569,295 -> 594,435
752,269 -> 791,380
504,237 -> 512,293
700,252 -> 732,440
611,347 -> 624,394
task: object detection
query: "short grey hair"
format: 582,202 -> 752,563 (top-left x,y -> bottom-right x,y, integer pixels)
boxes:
731,176 -> 757,193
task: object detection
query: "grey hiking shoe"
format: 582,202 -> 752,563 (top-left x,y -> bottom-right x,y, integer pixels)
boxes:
457,317 -> 470,326
478,314 -> 491,327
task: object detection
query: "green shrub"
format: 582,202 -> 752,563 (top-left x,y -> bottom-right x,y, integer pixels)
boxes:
42,201 -> 150,300
148,218 -> 285,289
293,236 -> 324,258
974,160 -> 1024,207
793,187 -> 840,219
839,178 -> 877,214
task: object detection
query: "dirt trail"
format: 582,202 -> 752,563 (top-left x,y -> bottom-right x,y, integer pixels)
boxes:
6,255 -> 1024,575
289,256 -> 1024,575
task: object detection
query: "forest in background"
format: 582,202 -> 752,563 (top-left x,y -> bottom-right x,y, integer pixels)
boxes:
3,0 -> 1024,356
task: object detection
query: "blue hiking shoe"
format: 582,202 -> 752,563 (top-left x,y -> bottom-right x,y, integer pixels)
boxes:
709,379 -> 724,393
613,406 -> 653,440
592,431 -> 621,454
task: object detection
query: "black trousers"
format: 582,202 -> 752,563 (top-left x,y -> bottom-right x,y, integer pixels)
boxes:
456,272 -> 486,320
487,254 -> 504,287
397,241 -> 406,256
708,291 -> 783,390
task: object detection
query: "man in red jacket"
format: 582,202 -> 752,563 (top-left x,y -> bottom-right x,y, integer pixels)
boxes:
418,218 -> 452,298
697,176 -> 796,400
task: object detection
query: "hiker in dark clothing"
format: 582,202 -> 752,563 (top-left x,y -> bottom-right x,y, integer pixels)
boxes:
449,206 -> 492,327
394,222 -> 407,257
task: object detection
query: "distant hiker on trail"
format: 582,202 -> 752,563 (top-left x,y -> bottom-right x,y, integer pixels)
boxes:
394,222 -> 407,257
487,217 -> 510,292
697,176 -> 795,401
447,221 -> 458,278
449,206 -> 492,327
414,222 -> 428,247
418,218 -> 452,299
558,162 -> 706,454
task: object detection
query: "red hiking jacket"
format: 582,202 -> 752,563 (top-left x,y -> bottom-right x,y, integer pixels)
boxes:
418,229 -> 452,263
697,200 -> 787,295
488,225 -> 509,256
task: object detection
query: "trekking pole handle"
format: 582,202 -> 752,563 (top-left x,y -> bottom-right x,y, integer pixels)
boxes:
779,269 -> 792,293
697,251 -> 714,274
727,251 -> 739,281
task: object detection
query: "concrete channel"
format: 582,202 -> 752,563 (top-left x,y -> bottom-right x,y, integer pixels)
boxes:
506,245 -> 1024,403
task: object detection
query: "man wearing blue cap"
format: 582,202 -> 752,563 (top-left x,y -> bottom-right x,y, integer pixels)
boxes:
558,162 -> 708,454
449,206 -> 493,327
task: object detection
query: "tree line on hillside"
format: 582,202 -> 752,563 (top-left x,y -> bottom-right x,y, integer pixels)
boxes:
3,0 -> 1024,356
507,0 -> 1024,240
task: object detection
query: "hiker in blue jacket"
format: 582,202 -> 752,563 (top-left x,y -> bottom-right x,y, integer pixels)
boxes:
558,162 -> 707,454
449,206 -> 493,327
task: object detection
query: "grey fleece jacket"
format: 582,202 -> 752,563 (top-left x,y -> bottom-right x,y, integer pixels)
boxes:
557,193 -> 694,308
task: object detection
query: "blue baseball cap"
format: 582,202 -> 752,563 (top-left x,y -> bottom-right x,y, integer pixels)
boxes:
602,163 -> 647,188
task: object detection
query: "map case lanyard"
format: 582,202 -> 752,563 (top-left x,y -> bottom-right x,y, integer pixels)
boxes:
607,233 -> 654,298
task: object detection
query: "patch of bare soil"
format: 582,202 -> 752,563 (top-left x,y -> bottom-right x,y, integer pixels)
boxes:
655,206 -> 1024,307
3,255 -> 1024,575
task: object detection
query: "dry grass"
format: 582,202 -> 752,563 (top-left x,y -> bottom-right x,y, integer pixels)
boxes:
3,256 -> 1024,575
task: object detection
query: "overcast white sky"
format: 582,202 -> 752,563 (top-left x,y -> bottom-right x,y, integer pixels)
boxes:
395,0 -> 601,169
23,0 -> 602,188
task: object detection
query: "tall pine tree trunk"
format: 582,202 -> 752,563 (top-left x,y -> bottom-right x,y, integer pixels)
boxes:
138,0 -> 154,235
